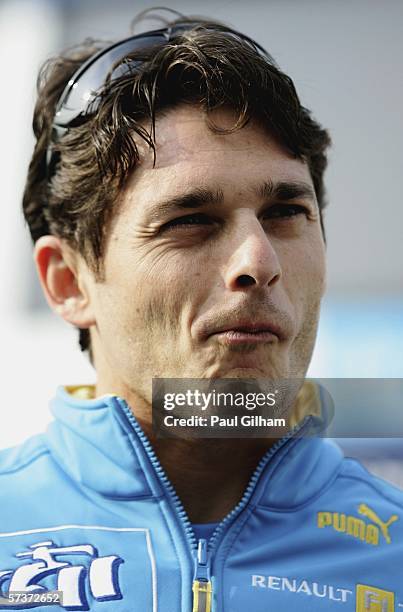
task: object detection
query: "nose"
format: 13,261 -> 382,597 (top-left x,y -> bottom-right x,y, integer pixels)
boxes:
223,218 -> 281,291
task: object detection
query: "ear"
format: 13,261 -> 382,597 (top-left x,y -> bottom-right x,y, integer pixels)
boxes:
34,235 -> 96,329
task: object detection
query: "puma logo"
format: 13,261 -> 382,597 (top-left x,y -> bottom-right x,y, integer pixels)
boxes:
317,505 -> 399,546
358,504 -> 399,544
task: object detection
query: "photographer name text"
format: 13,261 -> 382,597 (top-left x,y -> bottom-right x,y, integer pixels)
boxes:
163,415 -> 286,428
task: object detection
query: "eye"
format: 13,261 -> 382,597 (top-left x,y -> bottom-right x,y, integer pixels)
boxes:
161,213 -> 214,231
264,204 -> 309,219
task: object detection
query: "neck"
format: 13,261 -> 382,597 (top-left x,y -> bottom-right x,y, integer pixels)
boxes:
96,377 -> 276,523
145,434 -> 275,524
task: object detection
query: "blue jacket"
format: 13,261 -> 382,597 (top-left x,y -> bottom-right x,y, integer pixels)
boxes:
0,385 -> 402,611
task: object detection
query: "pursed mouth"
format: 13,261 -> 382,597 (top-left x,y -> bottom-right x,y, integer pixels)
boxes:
219,327 -> 276,334
211,328 -> 279,344
197,311 -> 291,343
211,324 -> 281,338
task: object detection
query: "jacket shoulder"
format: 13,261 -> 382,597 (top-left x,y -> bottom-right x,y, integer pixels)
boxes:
337,454 -> 403,510
0,433 -> 65,502
0,434 -> 50,477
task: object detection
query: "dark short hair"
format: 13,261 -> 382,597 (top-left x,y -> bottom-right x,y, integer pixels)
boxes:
22,15 -> 331,354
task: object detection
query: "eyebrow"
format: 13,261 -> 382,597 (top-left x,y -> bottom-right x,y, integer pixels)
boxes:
255,179 -> 316,202
146,180 -> 316,220
146,187 -> 224,220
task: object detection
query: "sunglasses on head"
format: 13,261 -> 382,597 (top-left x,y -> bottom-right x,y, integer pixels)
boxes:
46,22 -> 268,173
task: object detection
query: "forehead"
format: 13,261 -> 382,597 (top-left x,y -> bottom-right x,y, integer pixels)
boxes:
124,105 -> 312,202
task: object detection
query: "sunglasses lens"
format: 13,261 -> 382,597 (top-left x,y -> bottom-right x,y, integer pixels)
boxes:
54,35 -> 167,128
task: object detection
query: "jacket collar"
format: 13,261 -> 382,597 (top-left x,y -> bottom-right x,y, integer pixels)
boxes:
46,387 -> 157,499
44,383 -> 342,508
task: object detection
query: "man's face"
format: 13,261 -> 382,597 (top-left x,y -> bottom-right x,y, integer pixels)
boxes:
88,105 -> 326,403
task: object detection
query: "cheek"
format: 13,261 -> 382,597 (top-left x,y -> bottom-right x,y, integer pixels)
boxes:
280,239 -> 326,311
106,251 -> 204,340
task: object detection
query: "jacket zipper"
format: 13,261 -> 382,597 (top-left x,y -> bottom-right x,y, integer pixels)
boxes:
192,539 -> 212,612
113,396 -> 312,612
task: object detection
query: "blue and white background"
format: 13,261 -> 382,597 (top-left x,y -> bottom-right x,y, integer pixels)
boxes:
0,0 -> 402,482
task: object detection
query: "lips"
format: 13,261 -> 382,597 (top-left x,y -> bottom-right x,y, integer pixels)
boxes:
208,320 -> 286,341
213,322 -> 279,335
196,307 -> 292,343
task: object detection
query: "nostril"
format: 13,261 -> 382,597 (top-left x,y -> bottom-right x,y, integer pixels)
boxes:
236,274 -> 256,287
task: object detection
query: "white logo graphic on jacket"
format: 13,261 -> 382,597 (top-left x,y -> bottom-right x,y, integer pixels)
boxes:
0,540 -> 123,609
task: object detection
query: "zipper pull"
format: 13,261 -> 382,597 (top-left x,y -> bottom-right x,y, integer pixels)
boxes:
193,539 -> 210,582
192,539 -> 212,612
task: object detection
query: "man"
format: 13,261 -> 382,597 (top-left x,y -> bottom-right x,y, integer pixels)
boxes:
1,13 -> 402,612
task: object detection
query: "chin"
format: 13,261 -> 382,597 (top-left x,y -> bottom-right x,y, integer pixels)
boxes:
216,367 -> 283,379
